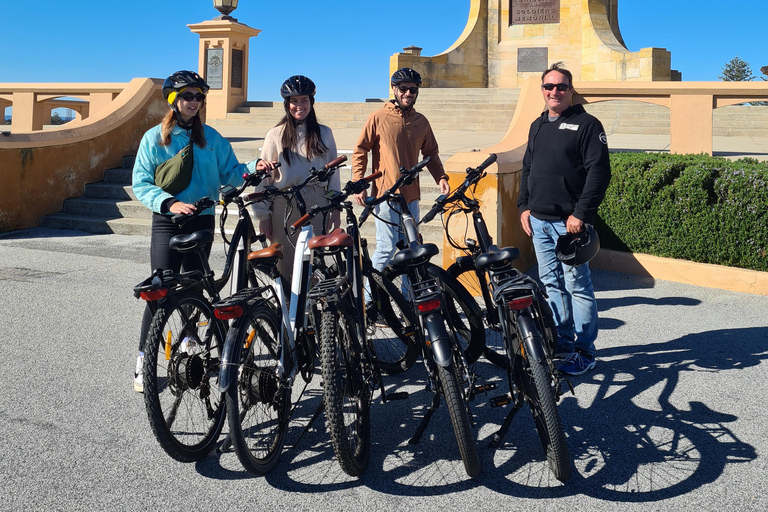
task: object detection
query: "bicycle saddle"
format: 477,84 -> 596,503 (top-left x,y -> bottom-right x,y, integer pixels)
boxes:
169,229 -> 214,253
247,243 -> 284,262
391,243 -> 439,268
308,228 -> 353,250
476,245 -> 521,271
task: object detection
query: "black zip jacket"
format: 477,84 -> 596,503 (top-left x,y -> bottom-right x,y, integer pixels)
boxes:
517,104 -> 611,224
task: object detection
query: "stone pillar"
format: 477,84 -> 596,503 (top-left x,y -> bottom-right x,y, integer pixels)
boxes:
11,92 -> 48,132
187,19 -> 261,120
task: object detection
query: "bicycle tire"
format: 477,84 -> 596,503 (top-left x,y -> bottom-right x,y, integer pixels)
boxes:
385,263 -> 485,364
447,262 -> 507,368
523,345 -> 571,482
437,363 -> 481,478
143,292 -> 226,462
320,301 -> 371,476
225,303 -> 289,475
364,267 -> 419,374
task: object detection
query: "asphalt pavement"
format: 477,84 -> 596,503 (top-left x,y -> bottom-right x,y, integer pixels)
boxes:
1,227 -> 767,511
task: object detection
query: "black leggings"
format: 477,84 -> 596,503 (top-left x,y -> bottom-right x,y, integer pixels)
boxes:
138,213 -> 215,352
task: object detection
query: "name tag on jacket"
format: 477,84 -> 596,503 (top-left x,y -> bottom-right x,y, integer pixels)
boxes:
559,123 -> 579,131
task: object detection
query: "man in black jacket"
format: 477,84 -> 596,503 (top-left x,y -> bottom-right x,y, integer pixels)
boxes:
517,62 -> 611,376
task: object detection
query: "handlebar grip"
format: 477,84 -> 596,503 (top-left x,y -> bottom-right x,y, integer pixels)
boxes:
421,207 -> 440,225
358,205 -> 373,226
325,155 -> 348,169
477,153 -> 497,172
413,156 -> 431,172
290,213 -> 311,232
363,171 -> 382,183
240,191 -> 266,202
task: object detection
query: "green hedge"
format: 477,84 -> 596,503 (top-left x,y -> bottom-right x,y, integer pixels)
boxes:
596,153 -> 768,272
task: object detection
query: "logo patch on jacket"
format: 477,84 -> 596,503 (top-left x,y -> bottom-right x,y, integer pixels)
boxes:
599,132 -> 608,144
559,123 -> 579,131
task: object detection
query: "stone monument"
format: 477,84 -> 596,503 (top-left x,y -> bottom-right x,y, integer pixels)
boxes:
391,0 -> 679,88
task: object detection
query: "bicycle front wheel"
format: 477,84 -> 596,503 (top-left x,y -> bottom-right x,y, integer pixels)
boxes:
437,363 -> 481,478
365,267 -> 419,374
143,292 -> 226,462
225,303 -> 289,475
320,300 -> 371,476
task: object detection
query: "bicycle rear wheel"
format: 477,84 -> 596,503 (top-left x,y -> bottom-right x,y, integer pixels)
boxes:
143,292 -> 226,462
437,362 -> 481,478
447,262 -> 507,368
385,263 -> 485,364
320,300 -> 371,476
225,303 -> 289,475
364,267 -> 419,374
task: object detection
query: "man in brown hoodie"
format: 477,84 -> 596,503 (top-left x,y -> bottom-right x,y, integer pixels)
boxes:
352,67 -> 450,271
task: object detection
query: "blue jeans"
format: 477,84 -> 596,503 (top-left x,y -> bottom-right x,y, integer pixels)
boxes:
370,199 -> 420,271
530,216 -> 598,357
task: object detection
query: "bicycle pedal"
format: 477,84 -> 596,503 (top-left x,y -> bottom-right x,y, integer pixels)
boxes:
489,395 -> 512,408
474,383 -> 497,394
403,325 -> 418,337
385,391 -> 409,401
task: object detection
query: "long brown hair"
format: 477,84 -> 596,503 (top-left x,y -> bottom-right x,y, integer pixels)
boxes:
278,97 -> 328,165
159,109 -> 207,148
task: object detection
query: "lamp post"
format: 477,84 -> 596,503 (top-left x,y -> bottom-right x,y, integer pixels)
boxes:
213,0 -> 239,21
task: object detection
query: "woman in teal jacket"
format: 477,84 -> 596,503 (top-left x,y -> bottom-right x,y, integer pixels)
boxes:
131,70 -> 274,392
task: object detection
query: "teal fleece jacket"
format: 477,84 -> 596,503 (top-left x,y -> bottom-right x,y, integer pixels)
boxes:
132,123 -> 257,215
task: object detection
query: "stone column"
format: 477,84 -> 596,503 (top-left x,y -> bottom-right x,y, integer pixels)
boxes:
187,19 -> 261,120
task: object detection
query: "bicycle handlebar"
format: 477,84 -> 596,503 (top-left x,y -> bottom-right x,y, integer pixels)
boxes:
358,157 -> 431,226
171,197 -> 216,227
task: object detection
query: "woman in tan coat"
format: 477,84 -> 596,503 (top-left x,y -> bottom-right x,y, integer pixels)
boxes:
251,75 -> 341,280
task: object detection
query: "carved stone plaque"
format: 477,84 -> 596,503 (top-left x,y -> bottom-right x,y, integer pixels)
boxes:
511,0 -> 560,25
231,49 -> 243,89
205,48 -> 223,90
518,47 -> 548,72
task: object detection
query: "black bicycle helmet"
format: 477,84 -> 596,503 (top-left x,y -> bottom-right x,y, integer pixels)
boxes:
280,75 -> 316,98
555,224 -> 601,266
391,67 -> 422,86
162,70 -> 209,106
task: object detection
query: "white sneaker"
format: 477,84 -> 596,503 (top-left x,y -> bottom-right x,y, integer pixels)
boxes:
134,352 -> 144,393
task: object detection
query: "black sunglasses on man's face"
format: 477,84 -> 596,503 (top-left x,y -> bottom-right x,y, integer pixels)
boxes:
541,83 -> 571,92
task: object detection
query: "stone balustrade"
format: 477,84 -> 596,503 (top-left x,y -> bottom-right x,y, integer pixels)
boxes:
0,83 -> 128,132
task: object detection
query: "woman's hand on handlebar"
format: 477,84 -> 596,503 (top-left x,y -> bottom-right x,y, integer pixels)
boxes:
354,189 -> 368,206
256,159 -> 278,172
439,177 -> 450,195
169,201 -> 196,216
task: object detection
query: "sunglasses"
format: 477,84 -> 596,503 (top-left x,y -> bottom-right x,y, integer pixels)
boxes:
397,85 -> 419,94
541,83 -> 571,92
179,92 -> 206,102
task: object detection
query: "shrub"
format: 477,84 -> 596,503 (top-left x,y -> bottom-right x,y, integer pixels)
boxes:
596,153 -> 768,272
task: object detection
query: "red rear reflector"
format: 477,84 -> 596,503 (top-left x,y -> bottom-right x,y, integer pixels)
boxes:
140,289 -> 168,301
417,299 -> 442,313
214,305 -> 245,320
508,296 -> 533,310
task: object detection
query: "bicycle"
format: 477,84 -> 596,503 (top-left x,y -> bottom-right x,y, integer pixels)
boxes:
422,153 -> 571,481
360,157 -> 486,478
133,167 -> 274,462
214,155 -> 349,474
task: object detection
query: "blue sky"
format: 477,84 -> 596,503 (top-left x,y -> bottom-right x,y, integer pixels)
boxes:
1,0 -> 766,103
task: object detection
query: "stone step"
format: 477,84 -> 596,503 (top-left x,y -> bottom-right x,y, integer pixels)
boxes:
40,213 -> 152,235
104,167 -> 133,184
84,182 -> 135,201
62,197 -> 150,219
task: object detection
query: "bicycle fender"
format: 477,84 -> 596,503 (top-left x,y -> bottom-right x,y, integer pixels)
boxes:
424,313 -> 452,367
219,326 -> 245,394
517,312 -> 546,364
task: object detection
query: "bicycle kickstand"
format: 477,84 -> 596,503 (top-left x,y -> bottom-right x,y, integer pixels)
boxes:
409,393 -> 441,444
488,401 -> 524,449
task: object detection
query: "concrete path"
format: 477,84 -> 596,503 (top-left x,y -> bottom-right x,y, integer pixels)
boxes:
1,227 -> 767,510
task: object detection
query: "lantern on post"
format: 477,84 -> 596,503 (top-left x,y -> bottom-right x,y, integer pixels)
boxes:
213,0 -> 239,21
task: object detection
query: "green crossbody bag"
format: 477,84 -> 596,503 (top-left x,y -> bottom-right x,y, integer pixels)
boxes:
154,141 -> 194,195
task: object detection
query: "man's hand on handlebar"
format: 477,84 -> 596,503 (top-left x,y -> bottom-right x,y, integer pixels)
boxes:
439,177 -> 450,195
169,201 -> 197,216
354,189 -> 368,206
